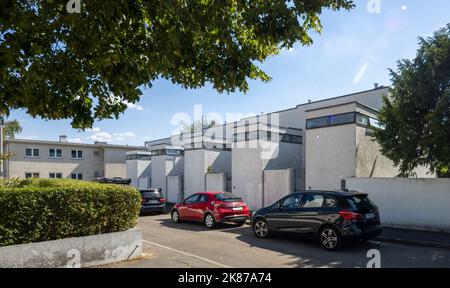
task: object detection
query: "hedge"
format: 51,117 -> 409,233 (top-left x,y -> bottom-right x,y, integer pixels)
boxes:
0,178 -> 141,247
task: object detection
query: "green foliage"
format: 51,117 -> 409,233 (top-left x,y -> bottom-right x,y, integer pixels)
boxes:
0,0 -> 354,129
374,24 -> 450,177
182,119 -> 217,134
206,165 -> 214,174
3,119 -> 22,139
0,178 -> 141,247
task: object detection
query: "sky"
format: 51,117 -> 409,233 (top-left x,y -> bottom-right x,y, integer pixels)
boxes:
8,0 -> 450,146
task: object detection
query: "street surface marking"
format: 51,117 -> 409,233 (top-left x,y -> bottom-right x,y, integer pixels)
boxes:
142,239 -> 232,268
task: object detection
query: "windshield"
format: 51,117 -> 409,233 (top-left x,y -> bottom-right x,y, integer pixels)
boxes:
140,191 -> 162,198
347,195 -> 375,210
215,193 -> 242,202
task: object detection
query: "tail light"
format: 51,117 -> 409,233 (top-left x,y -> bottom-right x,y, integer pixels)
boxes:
339,210 -> 362,221
159,197 -> 166,203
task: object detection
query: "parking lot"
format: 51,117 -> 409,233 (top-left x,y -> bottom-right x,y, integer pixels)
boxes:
104,213 -> 450,268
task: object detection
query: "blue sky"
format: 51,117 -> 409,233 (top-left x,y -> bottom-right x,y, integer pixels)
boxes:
9,0 -> 450,146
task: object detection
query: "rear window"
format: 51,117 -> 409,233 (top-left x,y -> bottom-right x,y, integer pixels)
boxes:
215,193 -> 242,202
347,195 -> 375,210
140,190 -> 161,197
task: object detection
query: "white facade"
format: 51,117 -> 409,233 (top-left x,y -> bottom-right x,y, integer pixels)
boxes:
126,150 -> 151,189
3,138 -> 145,181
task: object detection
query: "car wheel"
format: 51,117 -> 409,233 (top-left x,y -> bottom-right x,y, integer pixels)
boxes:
204,213 -> 216,229
235,220 -> 246,227
171,210 -> 181,223
253,219 -> 270,238
319,226 -> 343,251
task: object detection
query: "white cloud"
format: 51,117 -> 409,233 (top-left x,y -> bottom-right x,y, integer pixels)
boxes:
113,132 -> 136,138
89,132 -> 113,142
67,138 -> 83,143
21,135 -> 39,140
124,101 -> 144,111
86,127 -> 101,133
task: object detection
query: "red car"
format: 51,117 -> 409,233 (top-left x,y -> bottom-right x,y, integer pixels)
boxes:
171,192 -> 251,228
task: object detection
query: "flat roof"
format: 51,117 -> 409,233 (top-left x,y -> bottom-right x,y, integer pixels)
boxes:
4,138 -> 146,150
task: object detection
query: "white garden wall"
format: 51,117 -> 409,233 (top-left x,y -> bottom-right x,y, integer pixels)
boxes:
346,177 -> 450,232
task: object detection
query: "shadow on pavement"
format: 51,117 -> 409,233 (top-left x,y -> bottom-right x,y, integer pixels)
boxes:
157,217 -> 247,232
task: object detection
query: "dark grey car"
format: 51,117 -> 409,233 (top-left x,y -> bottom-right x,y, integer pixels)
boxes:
251,190 -> 383,251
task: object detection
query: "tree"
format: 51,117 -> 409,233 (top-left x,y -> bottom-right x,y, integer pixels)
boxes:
3,119 -> 22,139
374,24 -> 450,178
0,0 -> 354,129
182,119 -> 217,134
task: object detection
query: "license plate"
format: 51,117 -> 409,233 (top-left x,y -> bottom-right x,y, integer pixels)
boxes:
148,200 -> 159,204
232,207 -> 243,211
365,213 -> 375,219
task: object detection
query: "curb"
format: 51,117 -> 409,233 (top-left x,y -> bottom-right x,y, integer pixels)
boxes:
375,236 -> 450,250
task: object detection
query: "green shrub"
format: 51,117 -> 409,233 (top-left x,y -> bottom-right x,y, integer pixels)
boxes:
0,179 -> 141,247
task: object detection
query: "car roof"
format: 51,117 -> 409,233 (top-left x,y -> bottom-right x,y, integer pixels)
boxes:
197,191 -> 230,195
293,190 -> 367,197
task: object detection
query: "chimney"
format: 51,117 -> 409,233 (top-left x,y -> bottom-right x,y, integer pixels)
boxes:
374,83 -> 379,89
59,135 -> 68,142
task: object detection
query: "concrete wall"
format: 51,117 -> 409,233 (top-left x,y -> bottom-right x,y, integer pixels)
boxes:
184,149 -> 231,197
232,140 -> 264,211
306,124 -> 357,190
346,177 -> 450,232
150,155 -> 184,196
167,175 -> 184,203
0,229 -> 142,268
206,172 -> 227,192
263,169 -> 294,207
126,159 -> 151,189
184,150 -> 205,196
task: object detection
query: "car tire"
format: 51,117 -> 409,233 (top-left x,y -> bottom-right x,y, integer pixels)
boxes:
319,226 -> 343,251
235,220 -> 246,227
253,218 -> 270,238
204,213 -> 216,229
171,210 -> 181,223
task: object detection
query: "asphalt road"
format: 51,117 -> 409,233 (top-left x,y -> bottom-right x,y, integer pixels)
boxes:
105,213 -> 450,268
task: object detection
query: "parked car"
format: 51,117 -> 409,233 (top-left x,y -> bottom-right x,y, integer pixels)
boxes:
171,192 -> 251,228
140,188 -> 166,214
251,190 -> 382,251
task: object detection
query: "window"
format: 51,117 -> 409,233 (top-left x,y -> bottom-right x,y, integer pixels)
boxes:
306,117 -> 329,129
25,172 -> 40,178
306,112 -> 359,129
356,113 -> 369,126
281,194 -> 303,209
49,173 -> 63,179
126,154 -> 151,160
369,117 -> 384,130
25,173 -> 32,179
267,131 -> 272,141
71,150 -> 83,159
329,112 -> 355,126
280,134 -> 302,144
71,173 -> 83,180
215,193 -> 241,202
324,196 -> 339,208
245,132 -> 250,141
25,148 -> 39,157
301,194 -> 325,208
184,194 -> 200,204
198,194 -> 209,203
49,148 -> 62,158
